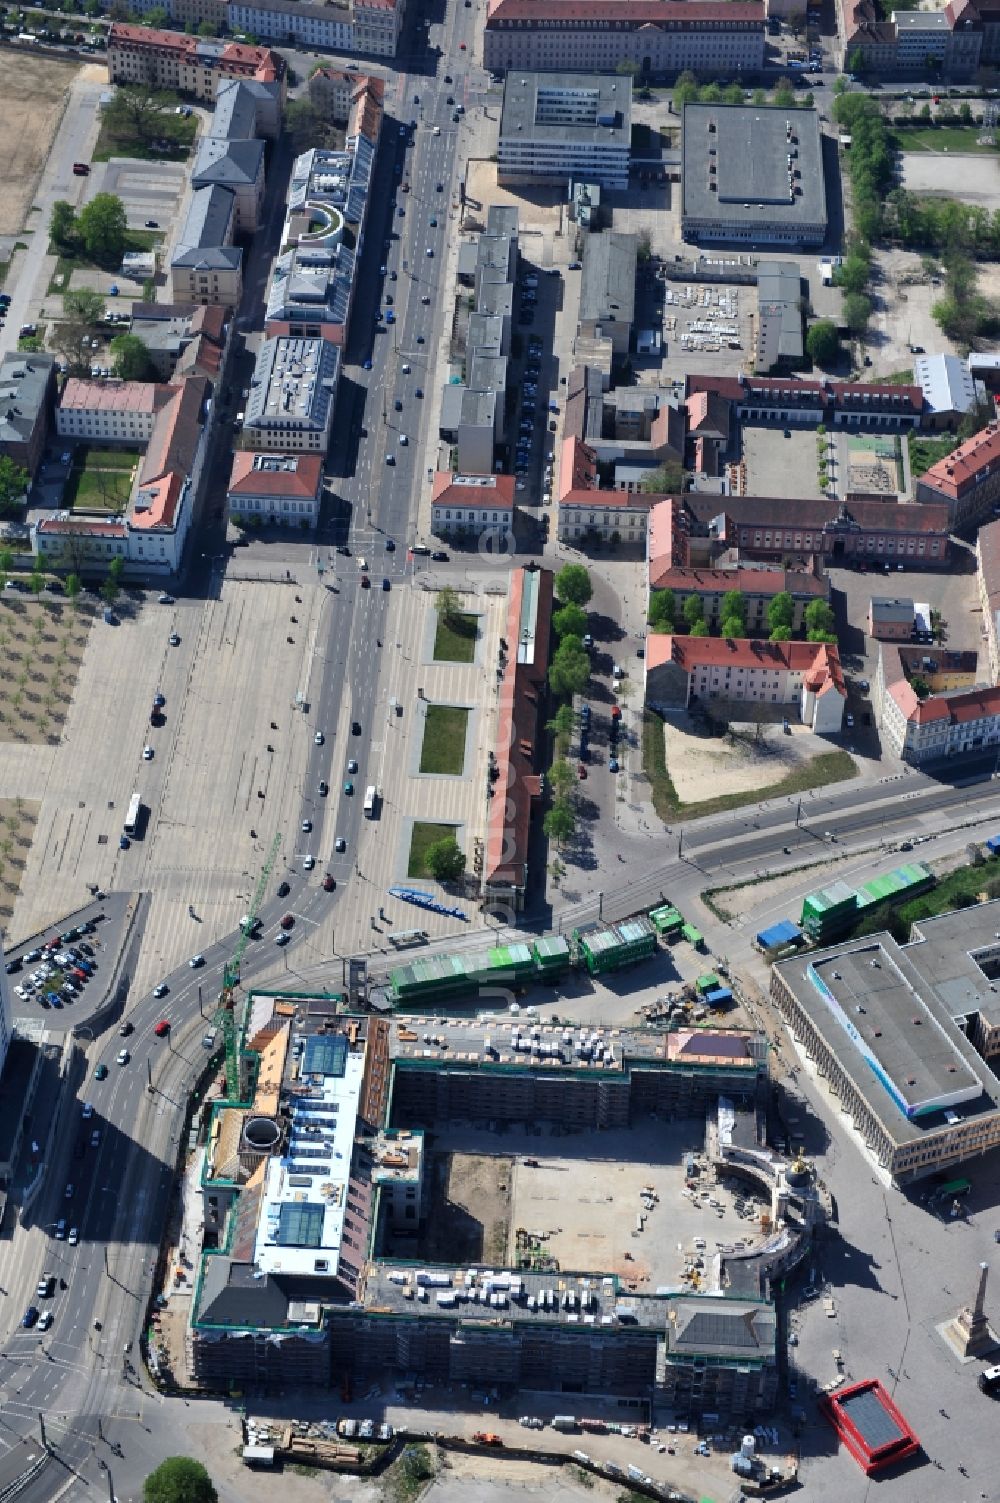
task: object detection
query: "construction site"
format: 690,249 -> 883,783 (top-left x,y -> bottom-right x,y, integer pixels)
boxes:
140,982 -> 828,1425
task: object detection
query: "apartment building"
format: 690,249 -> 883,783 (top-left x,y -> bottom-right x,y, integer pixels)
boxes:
498,74 -> 631,191
227,0 -> 402,55
649,564 -> 829,633
875,642 -> 1000,765
557,436 -> 659,543
227,452 -> 323,526
128,303 -> 230,381
38,377 -> 210,575
308,68 -> 385,125
243,336 -> 340,452
107,25 -> 285,101
438,206 -> 517,475
483,0 -> 765,78
915,421 -> 1000,527
645,635 -> 846,734
191,136 -> 264,234
0,353 -> 56,480
56,380 -> 168,444
170,186 -> 241,306
430,472 -> 515,542
685,372 -> 925,432
841,0 -> 983,78
978,518 -> 1000,685
681,104 -> 827,248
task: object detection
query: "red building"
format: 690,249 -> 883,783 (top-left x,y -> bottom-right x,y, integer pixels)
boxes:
822,1379 -> 921,1475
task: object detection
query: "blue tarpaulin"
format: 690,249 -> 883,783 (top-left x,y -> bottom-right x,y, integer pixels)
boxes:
756,919 -> 803,950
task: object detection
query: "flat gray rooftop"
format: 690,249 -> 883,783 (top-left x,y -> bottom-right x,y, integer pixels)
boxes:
682,103 -> 827,234
776,935 -> 1000,1146
500,72 -> 631,147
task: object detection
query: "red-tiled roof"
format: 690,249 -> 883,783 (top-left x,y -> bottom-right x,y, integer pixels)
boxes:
650,565 -> 826,596
229,452 -> 323,499
37,518 -> 127,538
60,378 -> 166,413
685,370 -> 923,415
132,377 -> 208,531
561,490 -> 659,509
484,568 -> 553,890
646,633 -> 845,696
558,434 -> 597,499
431,472 -> 516,508
921,422 -> 1000,501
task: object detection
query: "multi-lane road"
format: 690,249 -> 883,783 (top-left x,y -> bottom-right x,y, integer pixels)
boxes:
7,11 -> 1000,1501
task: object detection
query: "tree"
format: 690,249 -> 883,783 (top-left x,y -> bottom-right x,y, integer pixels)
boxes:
673,70 -> 700,111
767,591 -> 795,635
648,587 -> 675,632
197,17 -> 216,32
682,593 -> 704,630
615,57 -> 640,76
110,333 -> 151,381
0,546 -> 11,590
770,625 -> 792,642
553,602 -> 587,641
50,199 -> 76,249
555,563 -> 592,608
105,84 -> 179,146
76,193 -> 128,263
28,567 -> 45,598
144,1459 -> 218,1503
548,638 -> 590,698
543,800 -> 576,848
641,459 -> 685,493
64,288 -> 107,327
424,836 -> 466,883
843,291 -> 872,336
806,319 -> 840,366
548,760 -> 575,799
435,585 -> 461,625
65,573 -> 82,607
719,590 -> 745,630
285,98 -> 341,152
0,457 -> 28,517
804,598 -> 837,643
688,619 -> 710,637
546,704 -> 576,742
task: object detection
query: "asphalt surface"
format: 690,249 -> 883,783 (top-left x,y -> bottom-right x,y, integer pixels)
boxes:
5,22 -> 1000,1503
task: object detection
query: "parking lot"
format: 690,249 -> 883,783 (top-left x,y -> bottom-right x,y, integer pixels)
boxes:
828,559 -> 983,684
743,425 -> 825,498
94,158 -> 187,235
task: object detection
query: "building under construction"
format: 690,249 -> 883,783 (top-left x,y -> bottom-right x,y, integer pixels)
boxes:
182,990 -> 808,1421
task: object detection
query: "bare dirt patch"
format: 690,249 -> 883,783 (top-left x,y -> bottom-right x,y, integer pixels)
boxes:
0,52 -> 83,235
664,714 -> 820,805
420,1150 -> 511,1265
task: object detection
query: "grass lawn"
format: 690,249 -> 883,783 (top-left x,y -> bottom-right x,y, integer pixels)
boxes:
849,854 -> 1000,942
642,710 -> 857,823
47,230 -> 162,294
891,126 -> 998,154
92,112 -> 198,165
64,450 -> 135,513
85,448 -> 136,470
407,821 -> 460,878
909,432 -> 960,478
433,610 -> 479,664
419,705 -> 469,775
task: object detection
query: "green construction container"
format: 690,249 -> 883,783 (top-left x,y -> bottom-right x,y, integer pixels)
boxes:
533,934 -> 572,977
696,973 -> 721,995
681,923 -> 704,950
468,943 -> 536,987
800,880 -> 859,941
574,916 -> 656,976
649,904 -> 684,936
389,952 -> 476,1001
